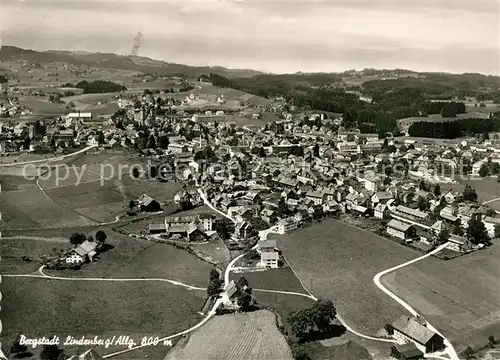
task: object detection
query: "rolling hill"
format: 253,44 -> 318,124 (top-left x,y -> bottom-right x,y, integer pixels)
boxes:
0,46 -> 263,79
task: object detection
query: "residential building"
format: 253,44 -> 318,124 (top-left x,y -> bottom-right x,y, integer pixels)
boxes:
446,234 -> 473,253
482,216 -> 500,238
277,217 -> 298,234
387,219 -> 416,240
261,251 -> 279,268
374,203 -> 389,219
305,191 -> 326,205
198,213 -> 215,232
259,239 -> 276,253
66,112 -> 92,124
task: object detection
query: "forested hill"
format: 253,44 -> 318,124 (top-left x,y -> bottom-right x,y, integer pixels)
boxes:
209,72 -> 500,137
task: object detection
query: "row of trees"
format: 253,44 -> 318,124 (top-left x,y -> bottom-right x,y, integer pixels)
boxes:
69,231 -> 106,246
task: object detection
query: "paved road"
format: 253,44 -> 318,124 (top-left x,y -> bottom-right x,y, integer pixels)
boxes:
373,242 -> 459,360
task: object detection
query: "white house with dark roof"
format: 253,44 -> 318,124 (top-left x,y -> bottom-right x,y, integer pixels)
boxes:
446,234 -> 473,253
305,191 -> 326,205
277,217 -> 299,234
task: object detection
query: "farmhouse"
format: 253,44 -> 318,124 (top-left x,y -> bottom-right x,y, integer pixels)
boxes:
390,343 -> 424,360
137,194 -> 162,212
392,316 -> 444,353
446,234 -> 473,253
149,223 -> 167,234
387,219 -> 416,240
66,240 -> 98,264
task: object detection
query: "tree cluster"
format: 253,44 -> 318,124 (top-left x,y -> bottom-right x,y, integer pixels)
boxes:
76,80 -> 127,94
426,101 -> 466,117
207,269 -> 223,297
288,300 -> 337,339
408,116 -> 500,139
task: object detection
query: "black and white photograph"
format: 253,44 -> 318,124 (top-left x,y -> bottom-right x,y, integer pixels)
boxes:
0,0 -> 499,359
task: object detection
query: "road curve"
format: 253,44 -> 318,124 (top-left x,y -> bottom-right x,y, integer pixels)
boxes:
373,242 -> 459,360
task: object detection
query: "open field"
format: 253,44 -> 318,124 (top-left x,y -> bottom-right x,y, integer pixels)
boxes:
382,243 -> 500,351
172,83 -> 271,108
275,218 -> 419,335
252,292 -> 316,321
44,230 -> 214,288
37,152 -> 181,223
18,95 -> 69,115
0,237 -> 71,274
0,174 -> 36,190
0,187 -> 96,230
1,277 -> 204,359
454,176 -> 500,207
230,268 -> 308,294
165,310 -> 293,360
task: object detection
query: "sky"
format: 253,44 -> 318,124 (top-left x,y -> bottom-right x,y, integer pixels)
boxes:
2,0 -> 500,75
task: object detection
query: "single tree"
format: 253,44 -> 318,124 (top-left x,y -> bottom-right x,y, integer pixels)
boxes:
462,185 -> 478,202
128,200 -> 136,210
494,225 -> 500,239
209,268 -> 219,282
236,276 -> 248,289
479,162 -> 490,177
95,230 -> 107,244
433,184 -> 441,197
466,215 -> 489,245
438,229 -> 450,244
207,279 -> 222,297
238,291 -> 253,312
452,225 -> 464,236
69,233 -> 86,245
258,147 -> 266,158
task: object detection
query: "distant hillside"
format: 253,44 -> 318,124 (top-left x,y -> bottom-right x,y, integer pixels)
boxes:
0,46 -> 263,79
